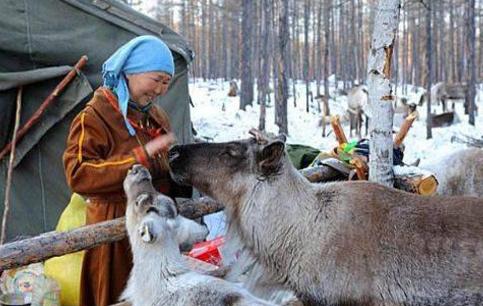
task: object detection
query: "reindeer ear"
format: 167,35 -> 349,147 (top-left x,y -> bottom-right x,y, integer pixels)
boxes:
139,219 -> 157,243
259,140 -> 285,174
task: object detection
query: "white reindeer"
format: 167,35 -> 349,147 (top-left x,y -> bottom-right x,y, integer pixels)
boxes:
122,164 -> 281,306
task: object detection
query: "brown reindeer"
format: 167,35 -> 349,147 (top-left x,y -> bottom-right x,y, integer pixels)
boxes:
168,130 -> 483,306
419,82 -> 468,112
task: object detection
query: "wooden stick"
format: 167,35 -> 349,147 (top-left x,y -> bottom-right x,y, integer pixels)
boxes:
0,196 -> 224,271
394,112 -> 417,147
300,165 -> 342,183
330,115 -> 348,145
0,56 -> 88,162
350,156 -> 368,180
1,87 -> 23,245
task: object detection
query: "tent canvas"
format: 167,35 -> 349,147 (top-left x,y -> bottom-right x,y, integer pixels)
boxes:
0,0 -> 194,241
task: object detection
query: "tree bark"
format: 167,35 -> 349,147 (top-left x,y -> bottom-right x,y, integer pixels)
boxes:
258,0 -> 271,131
276,0 -> 289,135
303,0 -> 311,113
426,1 -> 433,139
240,0 -> 254,110
367,0 -> 400,187
323,0 -> 331,136
466,0 -> 476,126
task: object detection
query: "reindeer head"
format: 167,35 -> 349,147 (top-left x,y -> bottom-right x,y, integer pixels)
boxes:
168,129 -> 287,206
138,194 -> 208,251
123,164 -> 208,250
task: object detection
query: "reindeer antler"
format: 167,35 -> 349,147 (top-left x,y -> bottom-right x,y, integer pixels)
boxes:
248,128 -> 268,144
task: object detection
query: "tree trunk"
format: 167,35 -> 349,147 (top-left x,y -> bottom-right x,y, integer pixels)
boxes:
426,1 -> 433,139
448,2 -> 455,83
304,0 -> 311,113
291,0 -> 298,107
276,0 -> 289,135
466,0 -> 476,126
201,0 -> 208,80
323,0 -> 331,135
316,0 -> 322,97
240,0 -> 254,110
367,0 -> 400,187
259,0 -> 271,131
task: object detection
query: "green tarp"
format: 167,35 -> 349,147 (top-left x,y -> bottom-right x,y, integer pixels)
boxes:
0,0 -> 194,241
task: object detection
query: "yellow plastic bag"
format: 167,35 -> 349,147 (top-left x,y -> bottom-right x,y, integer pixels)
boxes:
44,193 -> 87,306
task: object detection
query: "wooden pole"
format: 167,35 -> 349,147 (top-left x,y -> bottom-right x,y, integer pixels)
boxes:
330,115 -> 348,144
0,196 -> 224,271
1,87 -> 22,245
0,56 -> 88,162
394,112 -> 417,147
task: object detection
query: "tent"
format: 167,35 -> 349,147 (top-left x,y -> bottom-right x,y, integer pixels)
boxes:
0,0 -> 194,241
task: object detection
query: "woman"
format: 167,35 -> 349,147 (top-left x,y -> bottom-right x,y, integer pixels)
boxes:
63,35 -> 185,306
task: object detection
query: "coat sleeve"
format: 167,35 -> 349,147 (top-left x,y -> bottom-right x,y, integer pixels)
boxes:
63,109 -> 146,195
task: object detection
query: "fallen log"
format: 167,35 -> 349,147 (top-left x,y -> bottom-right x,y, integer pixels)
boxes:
0,197 -> 224,272
431,111 -> 454,128
393,166 -> 438,196
300,165 -> 342,182
0,218 -> 125,272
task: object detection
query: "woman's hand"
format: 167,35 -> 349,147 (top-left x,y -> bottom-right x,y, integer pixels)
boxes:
145,132 -> 175,157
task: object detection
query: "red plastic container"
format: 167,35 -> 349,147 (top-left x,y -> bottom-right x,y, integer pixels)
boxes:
188,236 -> 224,266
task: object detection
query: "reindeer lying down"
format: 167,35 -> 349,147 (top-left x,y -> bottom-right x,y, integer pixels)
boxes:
168,130 -> 483,306
122,164 -> 282,306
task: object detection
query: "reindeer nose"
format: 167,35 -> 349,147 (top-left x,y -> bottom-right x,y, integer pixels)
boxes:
130,164 -> 144,174
168,146 -> 181,163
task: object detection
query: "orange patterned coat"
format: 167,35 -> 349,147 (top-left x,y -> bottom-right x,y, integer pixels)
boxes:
63,87 -> 184,306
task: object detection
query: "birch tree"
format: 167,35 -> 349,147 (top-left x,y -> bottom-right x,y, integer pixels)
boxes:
367,0 -> 401,187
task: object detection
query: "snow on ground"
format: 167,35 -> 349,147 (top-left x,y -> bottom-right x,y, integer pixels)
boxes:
188,78 -> 483,238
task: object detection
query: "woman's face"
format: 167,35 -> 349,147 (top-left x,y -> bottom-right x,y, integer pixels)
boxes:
126,71 -> 172,106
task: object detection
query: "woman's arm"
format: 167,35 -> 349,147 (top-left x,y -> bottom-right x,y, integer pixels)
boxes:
63,109 -> 138,195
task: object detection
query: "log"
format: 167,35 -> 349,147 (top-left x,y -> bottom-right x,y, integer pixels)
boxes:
431,111 -> 454,128
177,197 -> 225,219
393,165 -> 439,196
0,218 -> 126,272
394,174 -> 438,196
299,165 -> 342,183
0,197 -> 224,271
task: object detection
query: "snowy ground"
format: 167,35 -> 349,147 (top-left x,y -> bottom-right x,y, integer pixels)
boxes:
188,78 -> 483,238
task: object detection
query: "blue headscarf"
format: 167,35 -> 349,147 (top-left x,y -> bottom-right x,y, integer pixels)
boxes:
102,35 -> 174,136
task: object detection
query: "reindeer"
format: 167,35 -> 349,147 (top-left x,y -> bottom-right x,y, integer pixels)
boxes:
419,82 -> 468,112
122,164 -> 283,306
228,80 -> 239,97
346,85 -> 370,138
419,148 -> 482,197
169,130 -> 483,306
